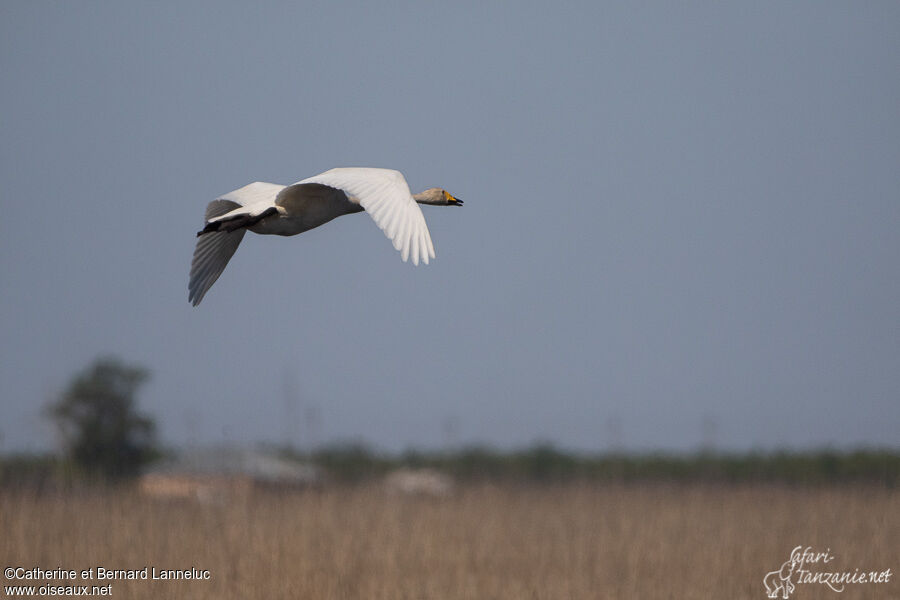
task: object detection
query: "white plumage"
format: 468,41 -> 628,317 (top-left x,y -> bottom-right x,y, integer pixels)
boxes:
188,167 -> 462,306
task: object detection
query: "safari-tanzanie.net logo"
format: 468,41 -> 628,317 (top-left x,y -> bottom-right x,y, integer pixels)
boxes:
763,546 -> 892,598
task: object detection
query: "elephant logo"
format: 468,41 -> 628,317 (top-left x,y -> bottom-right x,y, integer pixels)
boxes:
763,558 -> 797,598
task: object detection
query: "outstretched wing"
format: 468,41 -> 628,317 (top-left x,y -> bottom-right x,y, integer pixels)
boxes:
188,182 -> 286,306
296,168 -> 435,265
189,200 -> 246,306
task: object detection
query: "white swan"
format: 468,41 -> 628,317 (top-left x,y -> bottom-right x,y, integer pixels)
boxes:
188,167 -> 462,305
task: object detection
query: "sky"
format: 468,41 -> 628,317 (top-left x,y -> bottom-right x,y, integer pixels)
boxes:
1,2 -> 898,453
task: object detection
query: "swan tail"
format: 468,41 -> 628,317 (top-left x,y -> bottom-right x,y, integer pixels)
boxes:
196,206 -> 279,236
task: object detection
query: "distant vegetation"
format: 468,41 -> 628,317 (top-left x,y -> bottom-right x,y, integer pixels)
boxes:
45,356 -> 158,481
282,443 -> 900,487
3,443 -> 898,488
2,355 -> 896,489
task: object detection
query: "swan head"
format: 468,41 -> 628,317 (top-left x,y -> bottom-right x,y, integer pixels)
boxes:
416,188 -> 463,206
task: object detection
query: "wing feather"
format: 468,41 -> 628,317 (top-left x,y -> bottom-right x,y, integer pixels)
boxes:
398,211 -> 411,261
188,230 -> 246,306
188,199 -> 247,306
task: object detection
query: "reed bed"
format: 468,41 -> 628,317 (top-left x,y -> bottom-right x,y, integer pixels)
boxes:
2,483 -> 896,599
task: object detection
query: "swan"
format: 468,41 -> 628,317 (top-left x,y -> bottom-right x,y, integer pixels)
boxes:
188,167 -> 462,305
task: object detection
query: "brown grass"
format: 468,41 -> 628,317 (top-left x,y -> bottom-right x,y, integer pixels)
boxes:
1,483 -> 897,599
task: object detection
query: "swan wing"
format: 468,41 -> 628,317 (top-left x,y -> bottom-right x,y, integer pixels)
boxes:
189,227 -> 245,306
218,181 -> 286,207
296,167 -> 435,265
188,182 -> 286,305
205,181 -> 286,224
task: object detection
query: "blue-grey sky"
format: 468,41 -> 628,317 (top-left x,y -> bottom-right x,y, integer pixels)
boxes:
2,2 -> 898,453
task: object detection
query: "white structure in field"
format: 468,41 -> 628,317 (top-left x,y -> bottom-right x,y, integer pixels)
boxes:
140,446 -> 319,502
384,468 -> 454,497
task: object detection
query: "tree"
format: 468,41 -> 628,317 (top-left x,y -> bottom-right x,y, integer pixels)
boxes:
49,357 -> 157,479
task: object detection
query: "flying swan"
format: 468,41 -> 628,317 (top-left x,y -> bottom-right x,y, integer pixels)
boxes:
188,167 -> 462,305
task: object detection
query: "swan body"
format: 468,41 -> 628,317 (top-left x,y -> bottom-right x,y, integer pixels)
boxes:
188,167 -> 462,306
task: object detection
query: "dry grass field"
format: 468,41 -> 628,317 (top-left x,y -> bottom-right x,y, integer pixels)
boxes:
2,483 -> 897,599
